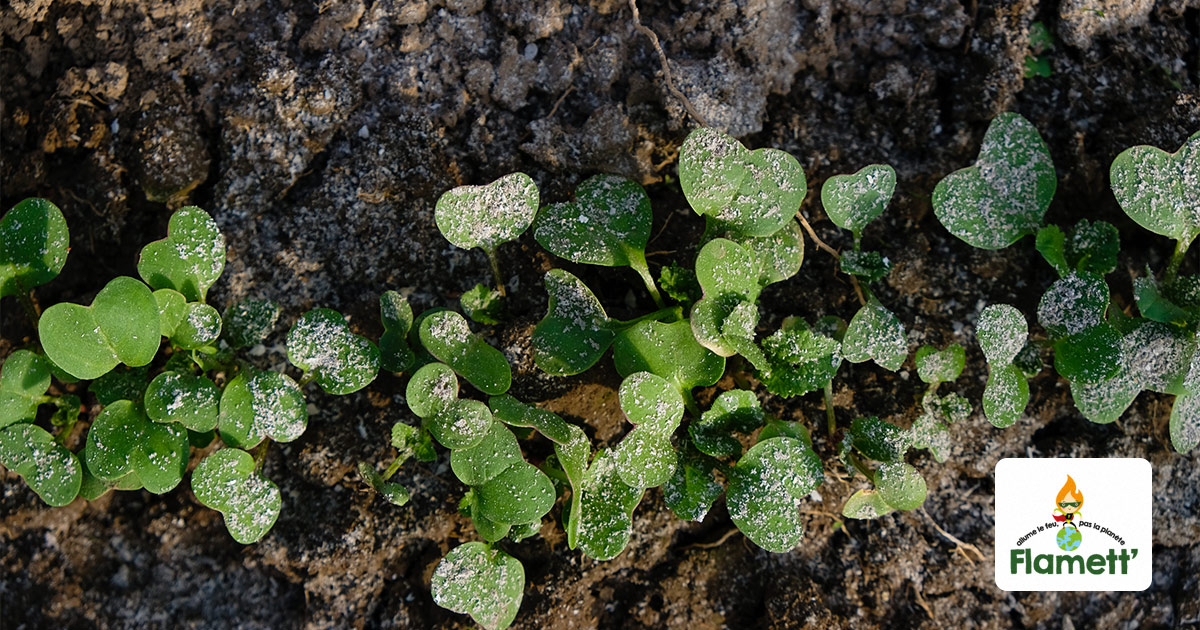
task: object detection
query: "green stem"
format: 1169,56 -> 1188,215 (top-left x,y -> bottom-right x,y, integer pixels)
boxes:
848,452 -> 875,483
1164,238 -> 1191,285
612,305 -> 683,328
630,253 -> 665,309
485,247 -> 507,297
682,389 -> 701,418
253,440 -> 270,473
380,455 -> 405,482
298,370 -> 314,388
824,381 -> 837,436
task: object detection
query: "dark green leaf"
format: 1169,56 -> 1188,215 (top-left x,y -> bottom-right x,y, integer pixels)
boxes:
0,198 -> 69,298
136,206 -> 225,302
419,310 -> 511,395
191,449 -> 281,544
39,276 -> 161,380
223,299 -> 280,348
431,542 -> 525,630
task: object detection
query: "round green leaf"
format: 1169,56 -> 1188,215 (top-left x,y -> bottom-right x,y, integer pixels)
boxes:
451,421 -> 523,486
984,363 -> 1030,428
695,238 -> 762,301
488,394 -> 573,444
914,344 -> 965,384
431,542 -> 525,630
664,445 -> 723,522
223,299 -> 280,349
287,308 -> 380,395
978,304 -> 1027,365
576,449 -> 644,561
191,448 -> 281,544
85,400 -> 187,494
153,289 -> 187,337
1110,130 -> 1200,248
533,174 -> 652,267
734,218 -> 805,287
419,310 -> 511,395
737,436 -> 823,500
476,461 -> 556,525
1037,273 -> 1109,338
144,371 -> 220,432
678,128 -> 806,238
435,172 -> 539,252
875,461 -> 926,511
618,372 -> 683,431
0,423 -> 81,506
137,206 -> 226,302
427,399 -> 493,450
932,112 -> 1056,249
39,276 -> 161,380
405,362 -> 458,418
532,269 -> 615,376
0,198 -> 69,298
820,164 -> 896,239
613,319 -> 725,396
1054,323 -> 1122,384
849,416 -> 910,462
379,290 -> 415,372
217,369 -> 308,447
842,488 -> 895,520
172,302 -> 222,350
0,350 -> 52,429
841,300 -> 907,371
727,437 -> 822,552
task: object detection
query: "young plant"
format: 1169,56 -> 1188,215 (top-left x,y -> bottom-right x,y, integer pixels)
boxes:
435,172 -> 539,297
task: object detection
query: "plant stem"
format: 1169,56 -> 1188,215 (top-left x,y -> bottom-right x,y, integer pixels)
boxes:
630,254 -> 665,309
847,452 -> 875,483
823,381 -> 837,435
298,370 -> 314,388
380,455 -> 405,482
612,305 -> 683,328
253,440 -> 270,472
682,389 -> 701,418
485,247 -> 507,297
1164,238 -> 1191,285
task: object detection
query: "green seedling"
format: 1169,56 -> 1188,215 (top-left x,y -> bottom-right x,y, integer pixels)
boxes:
726,436 -> 823,552
406,362 -> 493,450
821,164 -> 896,247
359,422 -> 436,506
223,299 -> 280,348
435,172 -> 539,295
419,310 -> 511,395
218,369 -> 308,447
85,400 -> 188,494
978,304 -> 1031,428
287,308 -> 381,394
0,350 -> 53,428
192,448 -> 281,544
144,371 -> 221,432
137,206 -> 225,302
378,290 -> 416,372
0,198 -> 68,304
613,372 -> 684,489
39,276 -> 161,380
842,298 -> 907,371
431,542 -> 525,630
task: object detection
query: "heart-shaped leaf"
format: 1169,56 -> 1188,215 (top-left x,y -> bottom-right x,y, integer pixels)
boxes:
191,448 -> 281,544
0,422 -> 81,506
144,371 -> 220,432
39,276 -> 162,380
406,362 -> 458,418
575,449 -> 644,561
461,283 -> 505,325
534,174 -> 652,269
1071,322 -> 1196,424
689,389 -> 765,458
978,304 -> 1027,365
85,400 -> 188,494
1037,273 -> 1109,338
488,394 -> 573,444
0,350 -> 52,429
664,444 -> 723,521
727,437 -> 823,552
933,112 -> 1056,249
532,269 -> 615,376
218,369 -> 308,447
1054,323 -> 1122,384
287,308 -> 380,395
841,300 -> 907,371
154,289 -> 187,337
842,488 -> 895,519
1110,130 -> 1200,248
821,164 -> 896,242
678,128 -> 806,237
419,310 -> 511,395
378,290 -> 415,372
875,461 -> 926,510
475,460 -> 556,525
613,319 -> 725,399
451,421 -> 523,486
758,324 -> 842,397
914,344 -> 965,384
614,372 -> 683,488
984,363 -> 1030,428
850,416 -> 909,462
137,206 -> 225,302
172,302 -> 222,350
0,198 -> 69,298
435,172 -> 539,252
431,542 -> 525,630
223,299 -> 280,349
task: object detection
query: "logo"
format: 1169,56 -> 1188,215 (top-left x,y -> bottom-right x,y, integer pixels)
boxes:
994,458 -> 1151,591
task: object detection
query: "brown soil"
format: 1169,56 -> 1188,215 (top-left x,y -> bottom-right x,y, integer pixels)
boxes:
2,1 -> 1199,629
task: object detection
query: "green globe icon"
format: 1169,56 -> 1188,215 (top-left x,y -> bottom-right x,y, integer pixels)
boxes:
1056,526 -> 1083,551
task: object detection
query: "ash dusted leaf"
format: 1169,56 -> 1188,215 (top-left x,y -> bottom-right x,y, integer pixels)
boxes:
451,421 -> 523,486
840,250 -> 891,283
153,289 -> 187,337
1053,323 -> 1122,384
914,344 -> 965,384
933,112 -> 1056,250
983,363 -> 1029,428
721,301 -> 769,370
576,449 -> 644,561
435,172 -> 539,252
850,416 -> 910,462
936,392 -> 972,424
1170,392 -> 1200,453
733,219 -> 805,287
613,372 -> 684,489
461,283 -> 504,325
842,299 -> 907,371
406,362 -> 459,418
172,302 -> 222,350
431,542 -> 525,630
1110,129 -> 1200,248
690,294 -> 745,358
419,310 -> 511,395
217,369 -> 307,447
820,163 -> 896,240
678,127 -> 806,238
287,308 -> 380,395
85,400 -> 187,494
1065,219 -> 1119,275
875,461 -> 926,511
758,324 -> 842,398
357,462 -> 411,506
842,488 -> 895,520
1070,321 -> 1196,423
1035,224 -> 1069,275
223,299 -> 279,349
1037,272 -> 1109,338
475,460 -> 556,525
532,269 -> 616,376
554,424 -> 590,548
488,394 -> 573,444
664,444 -> 723,522
191,448 -> 281,544
0,422 -> 81,506
1013,342 -> 1044,377
533,174 -> 652,268
379,290 -> 415,372
90,365 -> 150,406
0,198 -> 69,298
468,492 -> 513,543
40,276 -> 161,380
910,410 -> 951,463
137,206 -> 226,302
727,437 -> 823,553
694,238 -> 762,301
426,399 -> 494,451
391,421 -> 436,461
977,304 -> 1027,365
689,389 -> 764,458
144,371 -> 220,432
0,350 -> 53,428
613,319 -> 725,398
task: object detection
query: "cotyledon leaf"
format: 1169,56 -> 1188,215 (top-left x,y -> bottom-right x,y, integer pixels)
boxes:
218,369 -> 308,447
688,389 -> 764,458
427,399 -> 494,451
144,371 -> 221,432
379,290 -> 415,372
532,269 -> 616,376
932,112 -> 1056,250
0,422 -> 81,506
223,298 -> 280,349
875,461 -> 927,511
664,443 -> 723,522
287,308 -> 380,395
842,488 -> 895,520
1110,129 -> 1200,248
984,363 -> 1029,428
726,437 -> 823,553
914,344 -> 965,384
435,172 -> 539,252
405,362 -> 458,419
612,319 -> 725,399
613,372 -> 684,489
39,276 -> 162,380
419,310 -> 511,395
85,400 -> 187,494
841,299 -> 907,371
977,304 -> 1027,365
575,449 -> 645,561
450,421 -> 523,486
431,542 -> 525,630
0,349 -> 52,429
821,164 -> 896,242
191,448 -> 281,544
0,197 -> 69,299
849,416 -> 910,463
153,289 -> 187,337
172,302 -> 223,350
534,174 -> 652,268
730,218 -> 805,288
475,460 -> 556,525
137,206 -> 226,302
488,394 -> 573,444
1037,272 -> 1110,338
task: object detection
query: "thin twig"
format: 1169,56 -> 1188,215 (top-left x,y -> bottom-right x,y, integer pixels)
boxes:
912,581 -> 935,619
918,508 -> 985,564
795,211 -> 866,305
628,0 -> 707,127
682,527 -> 741,550
546,85 -> 575,119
